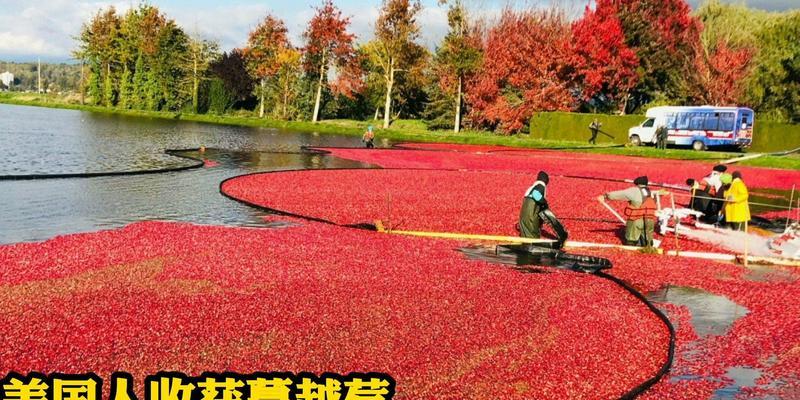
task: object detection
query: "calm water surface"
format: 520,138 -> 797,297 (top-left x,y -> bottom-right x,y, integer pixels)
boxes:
0,104 -> 378,243
1,104 -> 788,397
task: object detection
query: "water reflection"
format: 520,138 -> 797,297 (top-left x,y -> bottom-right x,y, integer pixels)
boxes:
0,104 -> 377,175
646,285 -> 748,336
0,104 -> 380,244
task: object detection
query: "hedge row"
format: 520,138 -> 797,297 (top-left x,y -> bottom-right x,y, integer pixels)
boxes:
529,111 -> 800,153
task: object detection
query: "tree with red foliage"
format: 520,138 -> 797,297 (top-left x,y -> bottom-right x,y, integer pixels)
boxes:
613,0 -> 700,111
467,9 -> 575,134
571,0 -> 639,113
690,40 -> 754,106
242,15 -> 291,118
303,0 -> 360,123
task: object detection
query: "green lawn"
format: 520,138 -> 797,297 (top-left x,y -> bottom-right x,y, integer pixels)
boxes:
2,92 -> 797,170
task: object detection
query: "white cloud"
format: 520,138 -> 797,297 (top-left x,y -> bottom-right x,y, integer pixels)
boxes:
0,0 -> 129,60
0,32 -> 57,56
2,0 -> 795,62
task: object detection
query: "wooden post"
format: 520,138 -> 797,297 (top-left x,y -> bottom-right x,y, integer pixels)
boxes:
671,193 -> 680,256
788,185 -> 796,231
744,220 -> 749,268
387,192 -> 392,233
37,57 -> 42,94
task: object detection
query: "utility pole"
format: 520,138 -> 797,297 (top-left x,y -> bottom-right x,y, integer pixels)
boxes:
80,61 -> 85,105
37,58 -> 42,94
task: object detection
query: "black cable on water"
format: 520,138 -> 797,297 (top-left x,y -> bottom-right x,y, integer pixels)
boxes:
0,148 -> 206,180
594,271 -> 676,399
219,166 -> 677,399
1,140 -> 677,399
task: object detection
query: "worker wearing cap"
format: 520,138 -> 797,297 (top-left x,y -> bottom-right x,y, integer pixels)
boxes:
518,171 -> 550,238
691,164 -> 727,222
601,176 -> 657,247
705,164 -> 728,194
723,171 -> 751,231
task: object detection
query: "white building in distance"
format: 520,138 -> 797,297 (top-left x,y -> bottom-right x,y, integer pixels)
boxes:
0,71 -> 13,89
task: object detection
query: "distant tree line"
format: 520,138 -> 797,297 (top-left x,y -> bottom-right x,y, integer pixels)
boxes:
0,62 -> 81,93
70,0 -> 800,134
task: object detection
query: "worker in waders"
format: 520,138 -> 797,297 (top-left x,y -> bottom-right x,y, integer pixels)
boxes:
362,126 -> 375,148
518,171 -> 550,238
655,124 -> 669,150
601,176 -> 657,247
588,119 -> 602,145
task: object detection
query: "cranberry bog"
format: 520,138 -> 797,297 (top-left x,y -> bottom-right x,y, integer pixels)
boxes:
3,143 -> 800,399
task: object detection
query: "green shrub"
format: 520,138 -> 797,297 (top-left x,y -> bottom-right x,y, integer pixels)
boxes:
529,112 -> 644,145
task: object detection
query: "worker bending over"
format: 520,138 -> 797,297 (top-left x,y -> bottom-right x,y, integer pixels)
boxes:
687,164 -> 728,222
601,176 -> 657,247
518,171 -> 550,238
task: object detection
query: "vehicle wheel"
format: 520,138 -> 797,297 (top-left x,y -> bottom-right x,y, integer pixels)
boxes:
630,135 -> 641,146
692,140 -> 706,151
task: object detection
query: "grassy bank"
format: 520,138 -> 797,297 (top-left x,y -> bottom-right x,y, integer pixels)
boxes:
2,92 -> 797,169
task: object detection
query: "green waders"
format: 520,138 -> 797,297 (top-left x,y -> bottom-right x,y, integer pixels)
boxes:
625,218 -> 655,247
519,197 -> 543,238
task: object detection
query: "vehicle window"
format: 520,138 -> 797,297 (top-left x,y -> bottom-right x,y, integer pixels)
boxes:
741,112 -> 752,127
643,118 -> 654,128
666,113 -> 677,129
704,113 -> 720,131
720,113 -> 735,131
677,112 -> 691,129
690,113 -> 706,130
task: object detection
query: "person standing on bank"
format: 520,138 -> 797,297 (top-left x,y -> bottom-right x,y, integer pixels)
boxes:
519,171 -> 550,238
589,119 -> 602,145
655,124 -> 668,150
362,125 -> 375,148
724,171 -> 751,231
600,176 -> 658,247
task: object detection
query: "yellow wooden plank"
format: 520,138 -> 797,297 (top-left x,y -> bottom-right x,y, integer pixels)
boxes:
386,230 -> 555,244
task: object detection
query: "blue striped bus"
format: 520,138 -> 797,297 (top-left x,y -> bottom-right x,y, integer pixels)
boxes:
628,106 -> 754,151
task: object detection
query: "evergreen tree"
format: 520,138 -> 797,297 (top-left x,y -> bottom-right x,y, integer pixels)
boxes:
103,66 -> 114,107
145,68 -> 160,110
131,53 -> 146,109
87,66 -> 102,105
118,66 -> 132,109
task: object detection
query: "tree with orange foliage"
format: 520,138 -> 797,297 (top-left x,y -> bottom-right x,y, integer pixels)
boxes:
571,0 -> 639,113
76,6 -> 120,106
243,15 -> 291,118
304,0 -> 359,123
467,8 -> 575,134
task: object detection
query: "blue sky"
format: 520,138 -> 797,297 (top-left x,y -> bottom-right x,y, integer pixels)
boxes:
0,0 -> 797,63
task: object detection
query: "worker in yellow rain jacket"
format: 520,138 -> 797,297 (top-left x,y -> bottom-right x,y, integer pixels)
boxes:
723,171 -> 751,231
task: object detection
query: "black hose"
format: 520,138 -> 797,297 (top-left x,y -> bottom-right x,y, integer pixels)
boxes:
219,166 -> 676,399
0,148 -> 206,180
594,271 -> 676,399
